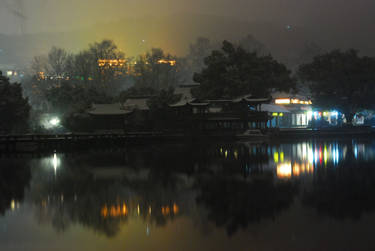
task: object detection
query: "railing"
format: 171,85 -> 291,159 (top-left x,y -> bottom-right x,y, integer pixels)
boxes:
0,132 -> 166,144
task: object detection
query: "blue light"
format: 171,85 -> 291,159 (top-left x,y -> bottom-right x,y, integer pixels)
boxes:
331,110 -> 339,118
354,146 -> 358,159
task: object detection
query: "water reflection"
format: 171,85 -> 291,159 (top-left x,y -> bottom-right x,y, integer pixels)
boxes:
1,139 -> 375,241
0,159 -> 30,216
196,175 -> 297,235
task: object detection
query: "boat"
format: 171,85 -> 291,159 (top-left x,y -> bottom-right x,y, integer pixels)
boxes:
236,129 -> 268,141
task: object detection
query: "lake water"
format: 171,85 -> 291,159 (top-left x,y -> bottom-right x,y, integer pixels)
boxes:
1,139 -> 375,251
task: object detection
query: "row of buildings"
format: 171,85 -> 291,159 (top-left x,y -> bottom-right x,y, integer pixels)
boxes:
86,84 -> 347,133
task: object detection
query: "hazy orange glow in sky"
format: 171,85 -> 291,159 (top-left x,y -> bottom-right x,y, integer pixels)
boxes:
1,0 -> 374,34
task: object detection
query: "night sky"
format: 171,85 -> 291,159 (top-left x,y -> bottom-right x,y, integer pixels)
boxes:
1,0 -> 374,34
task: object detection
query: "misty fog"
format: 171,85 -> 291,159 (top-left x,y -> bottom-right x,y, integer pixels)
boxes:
1,0 -> 375,67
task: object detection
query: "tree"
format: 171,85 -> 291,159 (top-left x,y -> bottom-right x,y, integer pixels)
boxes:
30,55 -> 48,77
147,87 -> 181,110
186,37 -> 217,76
71,50 -> 93,84
133,48 -> 180,90
0,71 -> 30,133
238,34 -> 267,55
297,42 -> 323,65
44,81 -> 112,114
193,40 -> 295,99
47,47 -> 70,78
88,40 -> 127,86
30,47 -> 71,79
146,87 -> 182,131
298,49 -> 375,124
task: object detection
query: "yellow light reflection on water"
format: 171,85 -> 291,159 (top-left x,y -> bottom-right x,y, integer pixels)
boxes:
280,152 -> 284,162
173,203 -> 179,214
101,203 -> 128,218
234,150 -> 239,160
277,162 -> 292,178
274,152 -> 279,163
324,145 -> 328,166
10,199 -> 15,211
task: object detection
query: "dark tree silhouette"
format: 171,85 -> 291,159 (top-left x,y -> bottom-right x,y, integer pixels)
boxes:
196,176 -> 298,236
302,161 -> 375,219
298,49 -> 375,124
193,40 -> 295,99
0,71 -> 30,133
0,159 -> 30,216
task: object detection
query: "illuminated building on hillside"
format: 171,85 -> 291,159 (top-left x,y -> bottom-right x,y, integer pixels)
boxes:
97,59 -> 127,68
157,59 -> 176,66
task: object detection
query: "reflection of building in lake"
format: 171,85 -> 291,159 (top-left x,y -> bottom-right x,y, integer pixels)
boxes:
277,162 -> 314,179
100,202 -> 179,219
272,141 -> 375,179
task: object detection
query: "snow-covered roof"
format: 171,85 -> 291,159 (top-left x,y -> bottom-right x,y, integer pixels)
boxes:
174,86 -> 194,100
88,103 -> 133,116
232,94 -> 271,103
169,98 -> 196,107
123,98 -> 149,110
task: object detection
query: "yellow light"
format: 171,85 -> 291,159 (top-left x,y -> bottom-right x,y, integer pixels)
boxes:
157,59 -> 176,66
97,59 -> 127,68
277,163 -> 292,178
161,206 -> 171,216
293,164 -> 301,177
11,199 -> 15,211
324,145 -> 328,166
291,99 -> 299,104
234,150 -> 238,160
272,112 -> 279,117
280,152 -> 284,162
279,113 -> 284,117
101,205 -> 108,218
275,99 -> 291,104
122,203 -> 128,215
274,152 -> 279,163
173,203 -> 179,214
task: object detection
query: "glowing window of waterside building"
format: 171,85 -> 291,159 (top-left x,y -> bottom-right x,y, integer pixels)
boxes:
275,98 -> 291,104
275,98 -> 312,105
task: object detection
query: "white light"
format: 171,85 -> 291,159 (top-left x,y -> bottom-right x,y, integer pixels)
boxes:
51,153 -> 61,176
49,117 -> 60,126
275,98 -> 291,104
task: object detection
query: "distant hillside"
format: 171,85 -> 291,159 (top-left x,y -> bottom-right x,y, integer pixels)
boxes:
1,13 -> 374,68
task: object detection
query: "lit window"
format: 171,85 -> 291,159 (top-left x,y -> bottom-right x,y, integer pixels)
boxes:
275,99 -> 291,104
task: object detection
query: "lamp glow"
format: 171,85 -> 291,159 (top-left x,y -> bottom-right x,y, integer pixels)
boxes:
49,117 -> 60,127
